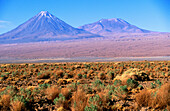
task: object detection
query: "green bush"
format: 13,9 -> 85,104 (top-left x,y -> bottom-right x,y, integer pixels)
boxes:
77,73 -> 82,79
114,80 -> 122,86
84,104 -> 98,111
84,94 -> 101,111
53,93 -> 65,105
92,79 -> 103,87
39,83 -> 50,89
112,85 -> 128,100
83,74 -> 87,78
126,79 -> 139,88
107,71 -> 114,79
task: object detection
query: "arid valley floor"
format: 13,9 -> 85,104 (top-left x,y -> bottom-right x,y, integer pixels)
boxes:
0,33 -> 170,60
0,61 -> 169,110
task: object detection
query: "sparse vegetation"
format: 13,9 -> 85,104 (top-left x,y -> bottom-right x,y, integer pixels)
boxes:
0,61 -> 169,110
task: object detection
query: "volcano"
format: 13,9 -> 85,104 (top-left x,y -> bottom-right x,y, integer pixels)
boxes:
79,18 -> 151,35
0,11 -> 98,43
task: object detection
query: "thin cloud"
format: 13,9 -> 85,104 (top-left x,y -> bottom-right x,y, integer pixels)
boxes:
0,20 -> 11,28
0,20 -> 10,23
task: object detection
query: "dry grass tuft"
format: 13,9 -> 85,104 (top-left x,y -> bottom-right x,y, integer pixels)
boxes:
10,100 -> 25,111
37,72 -> 50,79
61,88 -> 71,99
98,72 -> 105,80
150,82 -> 170,109
71,88 -> 87,111
46,86 -> 60,101
98,91 -> 111,109
135,82 -> 170,109
135,89 -> 152,107
56,70 -> 64,78
0,95 -> 11,110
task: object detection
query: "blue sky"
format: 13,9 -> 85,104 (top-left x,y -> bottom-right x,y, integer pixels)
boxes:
0,0 -> 169,34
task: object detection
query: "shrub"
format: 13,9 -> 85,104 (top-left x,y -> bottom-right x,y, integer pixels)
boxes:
77,73 -> 82,79
46,86 -> 60,101
10,100 -> 25,111
61,88 -> 71,99
84,104 -> 98,111
98,91 -> 113,109
113,79 -> 122,86
150,83 -> 157,89
126,79 -> 139,88
107,71 -> 114,79
150,80 -> 162,89
56,70 -> 64,78
85,94 -> 102,111
0,95 -> 11,110
13,89 -> 34,106
67,83 -> 78,91
149,82 -> 170,109
92,79 -> 103,87
39,83 -> 50,89
112,85 -> 128,102
135,89 -> 151,107
98,72 -> 105,80
83,74 -> 87,79
71,88 -> 87,111
136,82 -> 170,109
37,72 -> 50,79
155,79 -> 162,87
54,93 -> 66,108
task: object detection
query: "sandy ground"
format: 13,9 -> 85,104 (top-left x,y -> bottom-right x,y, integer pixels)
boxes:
0,33 -> 170,62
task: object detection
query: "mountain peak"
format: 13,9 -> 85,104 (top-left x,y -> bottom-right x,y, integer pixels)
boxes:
98,18 -> 129,24
79,18 -> 150,35
38,11 -> 52,18
39,11 -> 49,14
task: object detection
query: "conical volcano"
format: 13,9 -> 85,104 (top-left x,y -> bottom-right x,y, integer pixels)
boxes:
0,11 -> 98,43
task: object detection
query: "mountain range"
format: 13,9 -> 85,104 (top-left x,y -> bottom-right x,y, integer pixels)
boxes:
0,11 -> 170,59
0,11 -> 98,43
0,11 -> 153,43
